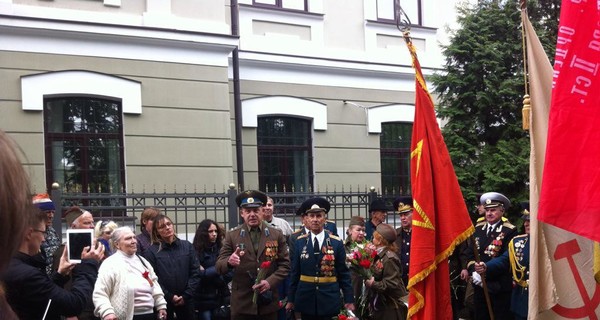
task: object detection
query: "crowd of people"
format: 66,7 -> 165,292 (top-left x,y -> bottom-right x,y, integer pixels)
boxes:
0,127 -> 530,320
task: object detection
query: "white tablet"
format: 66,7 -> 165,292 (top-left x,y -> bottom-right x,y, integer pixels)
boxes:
66,229 -> 94,263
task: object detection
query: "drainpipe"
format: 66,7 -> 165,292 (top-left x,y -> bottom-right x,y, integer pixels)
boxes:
231,0 -> 244,189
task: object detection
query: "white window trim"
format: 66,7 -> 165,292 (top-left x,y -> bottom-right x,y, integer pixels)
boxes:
367,104 -> 414,133
21,70 -> 142,114
242,96 -> 327,130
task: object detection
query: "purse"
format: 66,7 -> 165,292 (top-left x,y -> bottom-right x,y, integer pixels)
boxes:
211,295 -> 231,320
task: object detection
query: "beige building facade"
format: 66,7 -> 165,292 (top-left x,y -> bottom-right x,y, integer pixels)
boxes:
0,0 -> 461,195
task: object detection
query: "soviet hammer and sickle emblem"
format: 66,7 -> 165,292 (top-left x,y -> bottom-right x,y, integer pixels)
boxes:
551,239 -> 600,319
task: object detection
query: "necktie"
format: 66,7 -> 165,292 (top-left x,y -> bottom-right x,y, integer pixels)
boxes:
250,227 -> 260,251
487,225 -> 493,237
313,237 -> 320,255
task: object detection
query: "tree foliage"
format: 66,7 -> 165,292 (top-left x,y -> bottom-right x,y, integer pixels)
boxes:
431,0 -> 560,218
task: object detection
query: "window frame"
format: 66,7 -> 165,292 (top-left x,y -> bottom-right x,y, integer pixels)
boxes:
43,96 -> 126,194
380,121 -> 412,195
257,116 -> 314,192
252,0 -> 309,12
376,0 -> 422,26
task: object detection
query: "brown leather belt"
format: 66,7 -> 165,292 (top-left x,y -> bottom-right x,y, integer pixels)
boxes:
299,275 -> 337,283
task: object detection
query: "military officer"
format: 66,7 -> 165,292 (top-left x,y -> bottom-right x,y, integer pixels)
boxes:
467,191 -> 518,320
393,196 -> 413,287
365,198 -> 388,240
286,197 -> 354,320
216,190 -> 290,320
475,202 -> 530,320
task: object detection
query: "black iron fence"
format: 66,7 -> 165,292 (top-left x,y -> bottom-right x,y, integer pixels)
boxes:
50,186 -> 401,242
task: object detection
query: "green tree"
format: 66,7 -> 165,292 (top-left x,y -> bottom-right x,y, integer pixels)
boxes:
431,0 -> 560,219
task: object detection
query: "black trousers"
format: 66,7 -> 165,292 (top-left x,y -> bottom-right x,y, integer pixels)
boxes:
133,313 -> 155,320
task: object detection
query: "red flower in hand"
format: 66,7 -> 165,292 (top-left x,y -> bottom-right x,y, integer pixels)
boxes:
260,261 -> 272,269
359,259 -> 371,269
339,315 -> 348,320
371,250 -> 378,258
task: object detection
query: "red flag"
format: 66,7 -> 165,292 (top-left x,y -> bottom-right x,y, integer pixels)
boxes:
403,34 -> 475,320
538,2 -> 600,241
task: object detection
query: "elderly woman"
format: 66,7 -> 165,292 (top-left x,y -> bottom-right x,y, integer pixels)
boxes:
93,226 -> 167,320
144,214 -> 200,320
344,216 -> 367,302
192,219 -> 232,320
365,223 -> 408,320
95,220 -> 118,257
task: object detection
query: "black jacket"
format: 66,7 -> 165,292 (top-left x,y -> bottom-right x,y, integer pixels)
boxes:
144,238 -> 201,302
194,243 -> 233,310
2,252 -> 98,320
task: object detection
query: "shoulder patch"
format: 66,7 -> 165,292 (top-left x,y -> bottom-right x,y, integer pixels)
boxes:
476,216 -> 485,223
297,233 -> 309,240
329,234 -> 341,241
475,220 -> 487,227
230,225 -> 242,231
513,234 -> 528,240
292,228 -> 304,234
502,221 -> 516,229
326,220 -> 336,224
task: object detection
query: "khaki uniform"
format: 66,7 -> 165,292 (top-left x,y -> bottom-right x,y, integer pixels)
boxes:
216,224 -> 290,318
368,249 -> 408,320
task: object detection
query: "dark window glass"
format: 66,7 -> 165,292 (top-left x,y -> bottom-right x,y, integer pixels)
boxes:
376,0 -> 421,26
257,117 -> 313,192
44,97 -> 125,193
380,122 -> 412,195
253,0 -> 308,11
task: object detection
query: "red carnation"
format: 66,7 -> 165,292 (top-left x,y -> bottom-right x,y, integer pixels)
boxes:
339,315 -> 348,320
260,261 -> 272,269
354,251 -> 362,259
371,250 -> 377,258
359,259 -> 371,269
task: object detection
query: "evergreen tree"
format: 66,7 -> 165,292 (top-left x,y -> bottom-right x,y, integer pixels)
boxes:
431,0 -> 560,218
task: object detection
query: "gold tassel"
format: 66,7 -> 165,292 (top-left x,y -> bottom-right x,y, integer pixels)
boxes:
594,242 -> 600,283
522,94 -> 531,131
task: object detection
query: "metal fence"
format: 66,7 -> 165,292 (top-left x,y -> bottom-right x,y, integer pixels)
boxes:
51,186 -> 402,242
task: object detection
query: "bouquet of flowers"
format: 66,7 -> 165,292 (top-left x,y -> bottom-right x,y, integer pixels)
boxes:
332,308 -> 357,320
252,260 -> 272,304
347,240 -> 377,280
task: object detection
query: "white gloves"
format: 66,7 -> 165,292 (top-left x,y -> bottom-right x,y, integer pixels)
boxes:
472,271 -> 483,287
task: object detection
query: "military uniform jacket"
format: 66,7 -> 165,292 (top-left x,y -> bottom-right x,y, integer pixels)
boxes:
368,248 -> 408,320
215,223 -> 290,316
486,234 -> 529,319
467,220 -> 518,293
394,227 -> 411,286
288,232 -> 353,316
288,227 -> 307,258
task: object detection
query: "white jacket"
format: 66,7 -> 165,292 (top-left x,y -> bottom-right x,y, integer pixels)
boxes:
93,250 -> 167,320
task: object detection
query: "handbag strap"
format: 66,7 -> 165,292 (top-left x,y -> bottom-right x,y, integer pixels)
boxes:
136,253 -> 149,269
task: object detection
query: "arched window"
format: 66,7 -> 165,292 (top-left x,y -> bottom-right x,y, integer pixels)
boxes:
257,116 -> 313,192
380,122 -> 412,195
44,96 -> 125,193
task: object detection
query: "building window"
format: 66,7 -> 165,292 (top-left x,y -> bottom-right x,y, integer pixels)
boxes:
380,122 -> 412,195
257,116 -> 313,192
376,0 -> 421,26
253,0 -> 308,11
44,97 -> 125,194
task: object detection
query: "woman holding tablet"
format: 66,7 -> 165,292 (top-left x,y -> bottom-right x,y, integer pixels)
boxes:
93,226 -> 167,320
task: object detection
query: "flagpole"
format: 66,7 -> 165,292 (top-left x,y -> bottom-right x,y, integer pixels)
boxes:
469,236 -> 495,320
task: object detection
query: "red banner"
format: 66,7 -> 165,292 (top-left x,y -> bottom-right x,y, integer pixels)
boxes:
538,2 -> 600,242
403,35 -> 474,320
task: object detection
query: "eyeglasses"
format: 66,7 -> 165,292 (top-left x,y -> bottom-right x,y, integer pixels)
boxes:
32,228 -> 46,234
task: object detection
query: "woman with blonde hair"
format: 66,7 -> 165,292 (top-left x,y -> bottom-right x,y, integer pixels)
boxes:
95,220 -> 119,256
365,223 -> 408,320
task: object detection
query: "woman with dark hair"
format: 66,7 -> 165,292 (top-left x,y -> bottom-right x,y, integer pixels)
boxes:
144,214 -> 200,320
192,219 -> 232,320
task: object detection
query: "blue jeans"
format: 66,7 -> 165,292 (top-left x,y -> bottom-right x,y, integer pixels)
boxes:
196,310 -> 211,320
